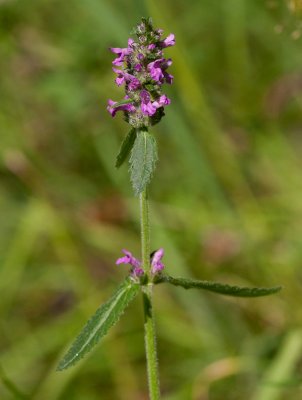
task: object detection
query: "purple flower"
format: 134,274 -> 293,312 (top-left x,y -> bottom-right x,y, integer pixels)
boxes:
160,33 -> 175,48
116,249 -> 141,268
116,249 -> 144,278
140,90 -> 157,116
134,63 -> 142,72
147,58 -> 173,85
151,248 -> 165,274
107,99 -> 135,117
140,90 -> 171,116
127,77 -> 141,91
116,247 -> 165,278
112,68 -> 141,90
132,266 -> 145,277
148,60 -> 164,83
108,18 -> 174,127
110,38 -> 134,66
153,95 -> 171,108
110,47 -> 129,66
164,72 -> 173,84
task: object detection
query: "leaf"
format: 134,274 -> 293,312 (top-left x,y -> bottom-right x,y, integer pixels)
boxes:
57,279 -> 140,371
155,275 -> 282,298
111,98 -> 134,108
115,128 -> 137,168
129,129 -> 158,195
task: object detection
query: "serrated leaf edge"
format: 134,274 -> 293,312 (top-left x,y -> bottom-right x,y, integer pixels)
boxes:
57,280 -> 140,371
129,130 -> 158,195
155,275 -> 282,297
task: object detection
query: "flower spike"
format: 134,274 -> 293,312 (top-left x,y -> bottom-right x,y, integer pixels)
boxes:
107,18 -> 175,129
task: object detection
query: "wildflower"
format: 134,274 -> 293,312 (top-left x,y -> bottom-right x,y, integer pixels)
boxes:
116,249 -> 141,268
107,98 -> 135,117
107,17 -> 175,128
110,39 -> 134,66
151,248 -> 165,274
116,249 -> 144,278
160,33 -> 175,48
116,248 -> 165,277
140,90 -> 157,116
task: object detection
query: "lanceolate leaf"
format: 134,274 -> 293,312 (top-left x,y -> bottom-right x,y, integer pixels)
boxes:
129,129 -> 158,195
115,128 -> 137,168
57,279 -> 140,371
155,275 -> 282,297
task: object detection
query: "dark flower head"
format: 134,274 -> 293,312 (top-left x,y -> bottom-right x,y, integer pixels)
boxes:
107,17 -> 175,128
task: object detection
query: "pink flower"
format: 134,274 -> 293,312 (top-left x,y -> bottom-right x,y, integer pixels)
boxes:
151,248 -> 165,274
148,60 -> 164,82
160,33 -> 175,48
116,249 -> 141,268
147,58 -> 173,84
140,90 -> 157,116
153,95 -> 171,108
108,19 -> 175,126
140,91 -> 171,116
116,247 -> 165,277
110,38 -> 134,66
107,99 -> 135,117
116,249 -> 144,278
112,68 -> 141,90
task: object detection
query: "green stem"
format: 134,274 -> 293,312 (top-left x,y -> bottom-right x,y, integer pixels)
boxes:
140,189 -> 160,400
140,189 -> 150,274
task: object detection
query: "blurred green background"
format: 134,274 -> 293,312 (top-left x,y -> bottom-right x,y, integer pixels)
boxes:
1,0 -> 302,399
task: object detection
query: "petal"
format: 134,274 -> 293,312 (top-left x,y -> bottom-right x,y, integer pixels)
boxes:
161,33 -> 175,48
152,248 -> 164,264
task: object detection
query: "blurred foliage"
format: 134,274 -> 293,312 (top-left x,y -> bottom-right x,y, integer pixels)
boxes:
1,0 -> 302,399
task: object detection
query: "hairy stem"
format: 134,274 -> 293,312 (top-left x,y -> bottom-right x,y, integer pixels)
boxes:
140,188 -> 150,274
140,189 -> 160,400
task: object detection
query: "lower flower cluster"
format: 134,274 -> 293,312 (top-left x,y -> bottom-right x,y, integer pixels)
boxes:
116,248 -> 165,279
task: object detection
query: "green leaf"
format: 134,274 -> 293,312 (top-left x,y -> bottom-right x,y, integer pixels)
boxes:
155,275 -> 282,298
115,128 -> 137,168
129,129 -> 158,195
111,98 -> 134,108
57,279 -> 140,371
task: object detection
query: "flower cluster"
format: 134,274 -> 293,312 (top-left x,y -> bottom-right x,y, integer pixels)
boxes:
107,17 -> 175,128
116,248 -> 165,279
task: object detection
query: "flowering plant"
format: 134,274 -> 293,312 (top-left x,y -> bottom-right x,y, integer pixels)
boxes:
107,17 -> 174,127
57,18 -> 281,400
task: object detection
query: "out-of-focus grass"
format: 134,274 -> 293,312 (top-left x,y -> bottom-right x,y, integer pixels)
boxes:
1,0 -> 302,398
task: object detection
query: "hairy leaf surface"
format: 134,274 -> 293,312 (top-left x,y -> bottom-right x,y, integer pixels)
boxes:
115,128 -> 136,168
155,275 -> 282,297
129,130 -> 158,195
57,279 -> 140,370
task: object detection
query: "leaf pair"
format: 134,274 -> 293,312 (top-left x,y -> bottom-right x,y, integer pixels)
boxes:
57,275 -> 281,371
115,128 -> 158,195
